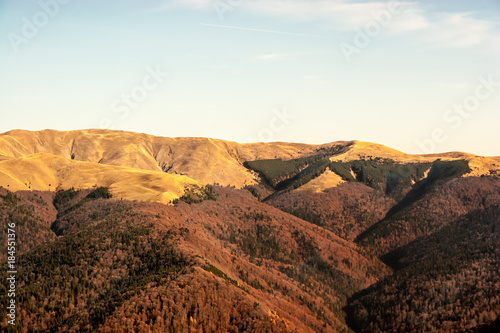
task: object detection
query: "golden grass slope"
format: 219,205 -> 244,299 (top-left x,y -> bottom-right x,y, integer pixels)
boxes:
0,153 -> 199,204
0,129 -> 337,187
0,130 -> 498,194
330,141 -> 446,163
295,167 -> 345,193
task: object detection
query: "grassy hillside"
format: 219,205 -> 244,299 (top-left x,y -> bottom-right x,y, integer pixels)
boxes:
0,154 -> 200,204
0,129 -> 348,188
1,130 -> 498,193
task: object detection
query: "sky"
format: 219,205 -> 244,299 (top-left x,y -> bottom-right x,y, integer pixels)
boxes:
1,0 -> 499,155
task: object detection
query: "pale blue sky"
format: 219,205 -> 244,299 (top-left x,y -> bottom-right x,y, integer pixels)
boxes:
1,0 -> 499,155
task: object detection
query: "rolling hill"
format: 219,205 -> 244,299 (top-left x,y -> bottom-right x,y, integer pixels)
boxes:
0,129 -> 498,196
0,153 -> 199,204
0,129 -> 499,332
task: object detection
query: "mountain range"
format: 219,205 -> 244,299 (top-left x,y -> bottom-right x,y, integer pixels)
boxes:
0,129 -> 499,332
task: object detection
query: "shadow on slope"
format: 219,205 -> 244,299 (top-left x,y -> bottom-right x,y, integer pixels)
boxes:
346,205 -> 500,333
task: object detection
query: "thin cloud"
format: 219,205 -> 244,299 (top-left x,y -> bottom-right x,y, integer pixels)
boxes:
424,13 -> 494,47
242,0 -> 396,30
386,5 -> 431,33
161,0 -> 498,49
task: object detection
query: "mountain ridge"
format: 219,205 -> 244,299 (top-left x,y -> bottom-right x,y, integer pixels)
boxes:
1,129 -> 498,202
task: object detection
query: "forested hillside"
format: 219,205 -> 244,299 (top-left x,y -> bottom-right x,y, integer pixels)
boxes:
1,129 -> 499,332
346,205 -> 500,333
0,185 -> 388,332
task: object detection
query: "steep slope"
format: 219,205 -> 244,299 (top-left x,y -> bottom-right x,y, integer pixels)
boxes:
260,158 -> 445,241
294,168 -> 346,193
346,205 -> 500,332
0,188 -> 57,260
0,153 -> 199,204
267,182 -> 395,241
0,185 -> 389,332
356,177 -> 500,257
343,176 -> 500,331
